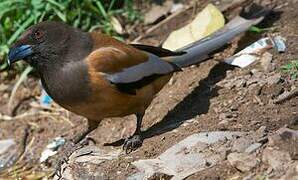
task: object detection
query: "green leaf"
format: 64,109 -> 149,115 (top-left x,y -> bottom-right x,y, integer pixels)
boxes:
45,0 -> 65,10
53,7 -> 66,22
108,0 -> 116,11
95,1 -> 108,19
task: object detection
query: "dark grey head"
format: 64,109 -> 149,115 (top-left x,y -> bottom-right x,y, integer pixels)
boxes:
8,21 -> 93,105
8,21 -> 92,69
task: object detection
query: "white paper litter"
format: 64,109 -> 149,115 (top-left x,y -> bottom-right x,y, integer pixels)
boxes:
129,131 -> 243,180
225,36 -> 286,68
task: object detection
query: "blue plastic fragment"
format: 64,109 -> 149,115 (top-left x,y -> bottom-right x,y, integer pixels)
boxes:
40,88 -> 53,106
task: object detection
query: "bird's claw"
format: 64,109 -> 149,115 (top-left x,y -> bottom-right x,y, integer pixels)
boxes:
123,134 -> 143,154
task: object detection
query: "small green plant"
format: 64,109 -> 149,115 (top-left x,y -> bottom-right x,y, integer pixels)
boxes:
281,60 -> 298,79
0,0 -> 141,71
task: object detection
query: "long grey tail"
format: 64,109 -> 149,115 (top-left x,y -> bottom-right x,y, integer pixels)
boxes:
171,7 -> 270,68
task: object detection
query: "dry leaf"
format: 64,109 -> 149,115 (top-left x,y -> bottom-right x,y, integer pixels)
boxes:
163,4 -> 225,51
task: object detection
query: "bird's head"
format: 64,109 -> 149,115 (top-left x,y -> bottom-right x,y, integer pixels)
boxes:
8,21 -> 90,69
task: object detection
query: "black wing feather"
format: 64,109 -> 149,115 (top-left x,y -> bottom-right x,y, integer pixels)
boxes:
130,44 -> 186,57
106,53 -> 180,94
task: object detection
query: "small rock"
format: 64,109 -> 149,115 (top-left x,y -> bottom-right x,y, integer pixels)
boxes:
251,69 -> 263,78
232,137 -> 254,153
262,147 -> 292,172
256,126 -> 267,138
213,107 -> 220,113
149,173 -> 173,180
232,113 -> 238,118
245,143 -> 262,154
235,79 -> 247,88
226,70 -> 233,78
227,152 -> 259,172
231,104 -> 239,111
267,128 -> 298,160
266,73 -> 281,85
280,162 -> 298,180
289,116 -> 298,130
260,52 -> 273,72
243,173 -> 256,180
218,119 -> 229,126
250,69 -> 259,75
246,77 -> 260,86
257,136 -> 269,144
219,112 -> 233,120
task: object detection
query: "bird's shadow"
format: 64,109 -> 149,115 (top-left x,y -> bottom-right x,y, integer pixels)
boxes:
104,62 -> 234,146
142,62 -> 234,139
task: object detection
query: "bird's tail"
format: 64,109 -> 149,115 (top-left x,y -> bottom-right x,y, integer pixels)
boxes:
170,5 -> 270,68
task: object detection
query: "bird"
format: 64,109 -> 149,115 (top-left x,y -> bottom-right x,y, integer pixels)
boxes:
8,8 -> 267,160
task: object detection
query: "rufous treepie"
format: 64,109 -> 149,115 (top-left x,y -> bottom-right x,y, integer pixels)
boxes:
8,8 -> 267,159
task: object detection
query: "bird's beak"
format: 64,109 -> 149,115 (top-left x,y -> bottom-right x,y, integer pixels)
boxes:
8,45 -> 33,66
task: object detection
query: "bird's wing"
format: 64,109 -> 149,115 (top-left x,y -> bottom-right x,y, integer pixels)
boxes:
86,46 -> 179,94
130,44 -> 186,57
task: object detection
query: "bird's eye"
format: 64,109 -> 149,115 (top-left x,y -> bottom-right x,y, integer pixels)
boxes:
33,30 -> 44,40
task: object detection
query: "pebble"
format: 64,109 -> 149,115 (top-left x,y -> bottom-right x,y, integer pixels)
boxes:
266,73 -> 281,85
227,152 -> 259,172
245,143 -> 262,154
232,137 -> 254,153
260,52 -> 273,72
218,119 -> 229,126
262,147 -> 292,171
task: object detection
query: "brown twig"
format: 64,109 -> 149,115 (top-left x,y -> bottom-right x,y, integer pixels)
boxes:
0,111 -> 60,121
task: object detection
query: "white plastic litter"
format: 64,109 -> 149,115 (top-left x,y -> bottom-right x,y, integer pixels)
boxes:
273,36 -> 286,52
40,137 -> 65,162
225,36 -> 286,68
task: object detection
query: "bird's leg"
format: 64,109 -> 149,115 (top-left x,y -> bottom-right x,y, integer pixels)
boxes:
123,112 -> 144,154
54,119 -> 99,177
71,119 -> 99,145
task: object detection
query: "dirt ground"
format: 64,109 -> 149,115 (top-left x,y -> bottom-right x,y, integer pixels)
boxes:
0,0 -> 297,179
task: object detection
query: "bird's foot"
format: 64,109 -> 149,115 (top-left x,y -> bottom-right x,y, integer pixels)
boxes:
53,137 -> 95,178
123,134 -> 143,154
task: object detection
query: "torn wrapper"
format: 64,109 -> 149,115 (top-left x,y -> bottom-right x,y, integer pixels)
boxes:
225,36 -> 286,68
